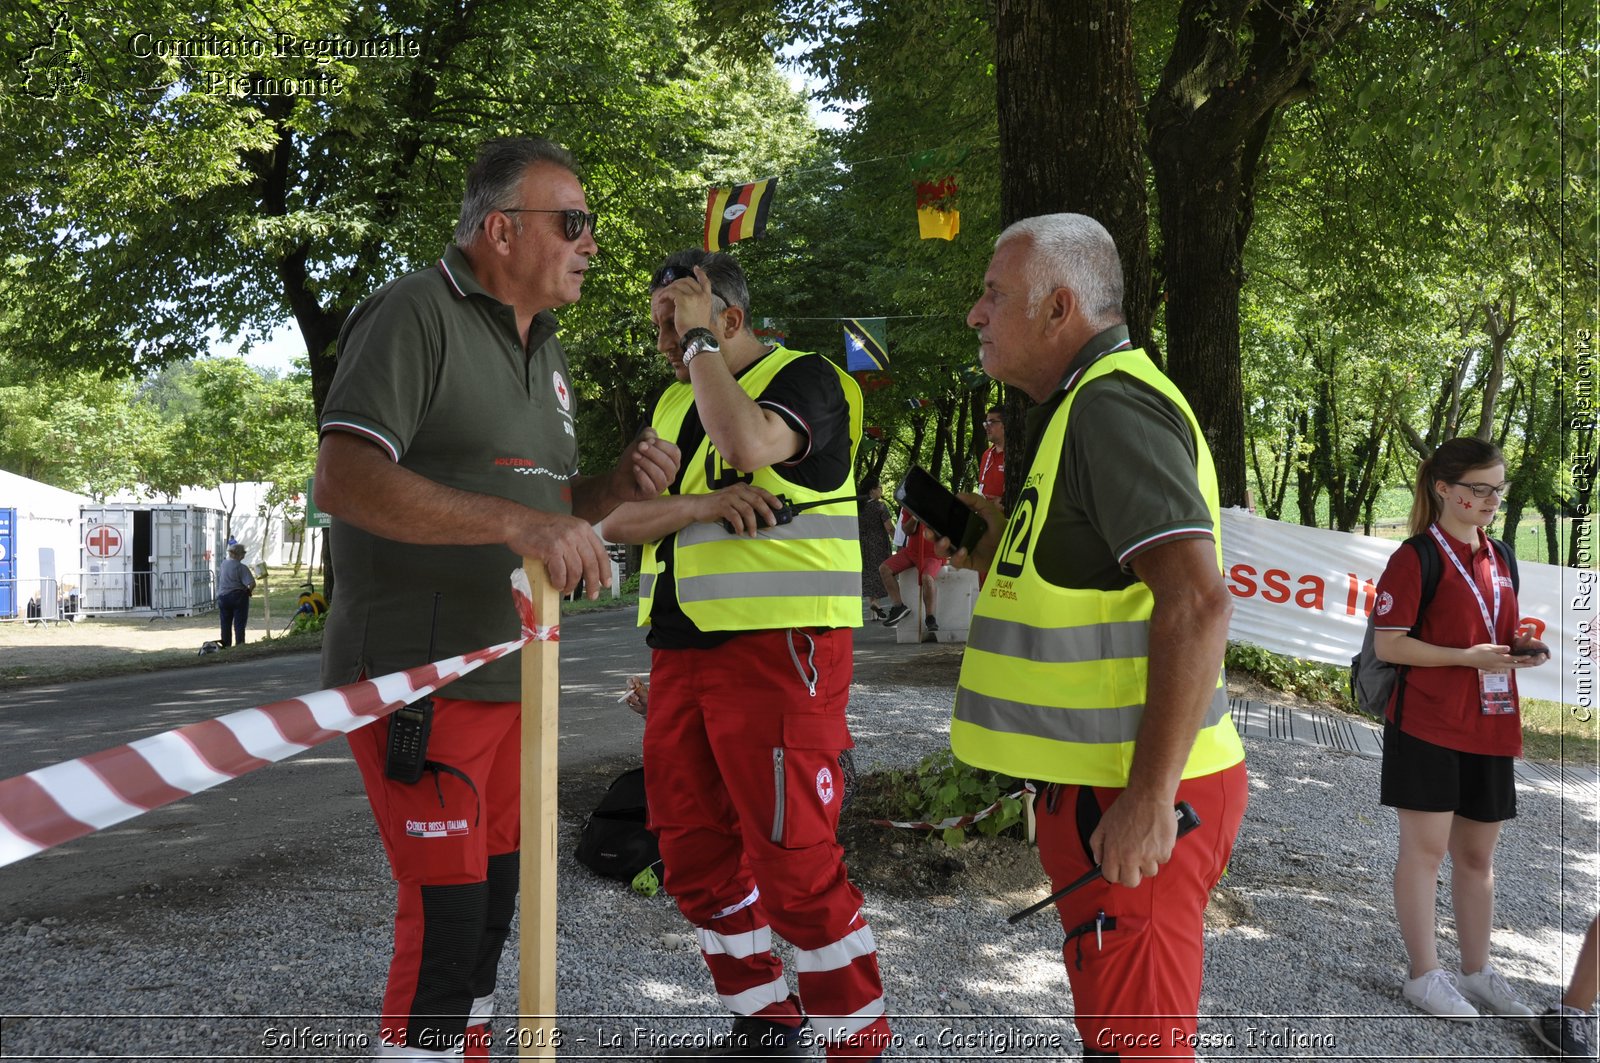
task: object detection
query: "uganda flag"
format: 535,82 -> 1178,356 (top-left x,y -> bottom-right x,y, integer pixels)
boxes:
704,178 -> 777,251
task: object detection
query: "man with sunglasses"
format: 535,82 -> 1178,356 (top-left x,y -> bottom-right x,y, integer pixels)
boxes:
601,250 -> 890,1060
314,136 -> 679,1060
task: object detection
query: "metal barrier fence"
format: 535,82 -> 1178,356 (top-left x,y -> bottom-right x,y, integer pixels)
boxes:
1,570 -> 218,622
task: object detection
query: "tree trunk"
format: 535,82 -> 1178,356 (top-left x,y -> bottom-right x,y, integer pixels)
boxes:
1537,501 -> 1560,565
994,0 -> 1153,346
1500,498 -> 1523,552
1147,0 -> 1364,507
928,399 -> 955,484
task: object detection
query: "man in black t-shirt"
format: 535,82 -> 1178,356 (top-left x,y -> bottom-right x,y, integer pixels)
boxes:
602,251 -> 890,1061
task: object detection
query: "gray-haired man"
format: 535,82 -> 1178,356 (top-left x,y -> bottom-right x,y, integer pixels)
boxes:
314,136 -> 679,1059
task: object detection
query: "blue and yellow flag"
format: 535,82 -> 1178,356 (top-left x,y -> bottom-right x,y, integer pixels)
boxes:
843,318 -> 889,372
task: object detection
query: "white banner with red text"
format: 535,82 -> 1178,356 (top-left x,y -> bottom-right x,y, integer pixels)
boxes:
1220,509 -> 1597,709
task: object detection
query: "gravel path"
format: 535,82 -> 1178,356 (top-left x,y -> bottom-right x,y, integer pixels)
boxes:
0,674 -> 1593,1061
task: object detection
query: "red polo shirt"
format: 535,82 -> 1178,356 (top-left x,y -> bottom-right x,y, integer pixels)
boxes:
1372,528 -> 1522,757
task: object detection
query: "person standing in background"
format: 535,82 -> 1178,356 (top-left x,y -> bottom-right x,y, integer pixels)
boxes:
216,542 -> 256,648
1371,437 -> 1549,1022
857,476 -> 894,619
977,406 -> 1006,502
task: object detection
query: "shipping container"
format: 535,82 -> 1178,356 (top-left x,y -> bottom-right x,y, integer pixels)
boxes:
79,503 -> 226,616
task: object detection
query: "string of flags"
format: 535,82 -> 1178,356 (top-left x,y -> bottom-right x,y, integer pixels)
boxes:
698,143 -> 985,417
700,143 -> 973,251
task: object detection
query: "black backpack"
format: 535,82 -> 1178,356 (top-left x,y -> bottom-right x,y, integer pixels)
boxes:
575,767 -> 660,882
1349,533 -> 1519,722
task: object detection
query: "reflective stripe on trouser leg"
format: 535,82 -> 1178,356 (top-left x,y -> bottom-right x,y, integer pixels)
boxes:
696,897 -> 795,1019
690,629 -> 888,1060
786,908 -> 889,1059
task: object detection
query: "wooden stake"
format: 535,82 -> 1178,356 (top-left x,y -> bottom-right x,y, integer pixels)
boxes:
519,559 -> 561,1060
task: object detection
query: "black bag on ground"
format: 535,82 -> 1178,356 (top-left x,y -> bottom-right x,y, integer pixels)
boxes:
575,767 -> 660,882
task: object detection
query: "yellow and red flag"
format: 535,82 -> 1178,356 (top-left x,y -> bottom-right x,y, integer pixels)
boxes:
704,178 -> 777,251
915,175 -> 960,241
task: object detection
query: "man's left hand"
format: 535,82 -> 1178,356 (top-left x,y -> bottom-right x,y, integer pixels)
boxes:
616,427 -> 681,502
1089,789 -> 1178,889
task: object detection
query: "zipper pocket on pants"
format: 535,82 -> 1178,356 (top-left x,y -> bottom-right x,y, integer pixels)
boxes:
770,747 -> 786,843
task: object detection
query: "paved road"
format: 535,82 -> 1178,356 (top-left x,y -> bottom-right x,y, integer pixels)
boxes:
0,607 -> 658,923
0,607 -> 921,924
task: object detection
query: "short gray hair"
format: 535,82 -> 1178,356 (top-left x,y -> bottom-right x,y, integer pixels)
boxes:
995,214 -> 1125,329
454,137 -> 578,245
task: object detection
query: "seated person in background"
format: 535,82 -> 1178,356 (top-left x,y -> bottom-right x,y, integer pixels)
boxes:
878,505 -> 940,631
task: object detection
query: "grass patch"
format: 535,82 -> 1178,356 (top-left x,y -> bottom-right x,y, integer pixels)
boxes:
560,592 -> 638,616
0,628 -> 323,689
1521,697 -> 1600,765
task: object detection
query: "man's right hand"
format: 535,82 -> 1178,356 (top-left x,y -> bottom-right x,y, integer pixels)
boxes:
506,511 -> 614,597
693,483 -> 783,536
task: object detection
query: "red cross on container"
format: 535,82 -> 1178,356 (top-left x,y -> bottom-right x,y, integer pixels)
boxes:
86,525 -> 122,558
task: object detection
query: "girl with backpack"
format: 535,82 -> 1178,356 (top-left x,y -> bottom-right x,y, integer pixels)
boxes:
1371,437 -> 1550,1021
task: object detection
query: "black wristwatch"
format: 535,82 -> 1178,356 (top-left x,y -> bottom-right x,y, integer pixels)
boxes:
680,328 -> 720,366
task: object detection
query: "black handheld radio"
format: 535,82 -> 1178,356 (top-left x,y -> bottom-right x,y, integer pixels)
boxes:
385,593 -> 441,783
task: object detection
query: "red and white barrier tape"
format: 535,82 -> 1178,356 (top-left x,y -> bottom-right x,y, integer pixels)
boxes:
869,784 -> 1033,832
0,570 -> 557,870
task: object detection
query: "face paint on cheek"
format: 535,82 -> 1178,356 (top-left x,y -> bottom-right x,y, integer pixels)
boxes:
1457,497 -> 1475,511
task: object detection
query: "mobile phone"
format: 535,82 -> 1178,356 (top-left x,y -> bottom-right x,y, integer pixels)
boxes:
895,466 -> 983,553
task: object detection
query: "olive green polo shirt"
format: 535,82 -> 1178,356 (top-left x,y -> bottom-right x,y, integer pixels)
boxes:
320,244 -> 579,700
1026,326 -> 1214,591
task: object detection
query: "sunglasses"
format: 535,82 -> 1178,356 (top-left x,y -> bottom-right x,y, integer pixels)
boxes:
984,418 -> 1003,426
502,208 -> 598,241
650,263 -> 731,308
650,264 -> 703,291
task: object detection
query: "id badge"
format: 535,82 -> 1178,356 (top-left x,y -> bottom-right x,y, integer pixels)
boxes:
1479,669 -> 1516,715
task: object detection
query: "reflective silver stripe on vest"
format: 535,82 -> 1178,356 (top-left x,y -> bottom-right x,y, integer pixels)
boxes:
953,683 -> 1230,745
638,572 -> 655,598
675,514 -> 860,550
967,615 -> 1149,663
677,570 -> 861,603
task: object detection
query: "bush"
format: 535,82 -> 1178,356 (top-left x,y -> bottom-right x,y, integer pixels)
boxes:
289,606 -> 328,635
876,748 -> 1025,850
1225,641 -> 1351,708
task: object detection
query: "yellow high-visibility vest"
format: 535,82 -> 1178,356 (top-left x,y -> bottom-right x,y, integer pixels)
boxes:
638,345 -> 864,631
952,349 -> 1243,786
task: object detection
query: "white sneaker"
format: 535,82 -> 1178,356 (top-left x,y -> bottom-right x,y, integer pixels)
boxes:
1457,964 -> 1535,1018
1403,968 -> 1480,1020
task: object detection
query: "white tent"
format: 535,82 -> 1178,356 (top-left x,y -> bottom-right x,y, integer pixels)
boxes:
0,469 -> 91,619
